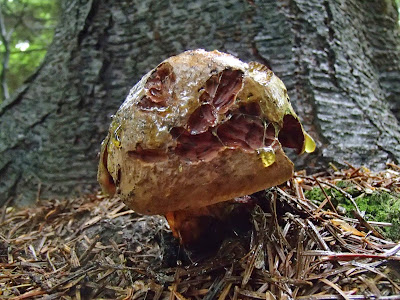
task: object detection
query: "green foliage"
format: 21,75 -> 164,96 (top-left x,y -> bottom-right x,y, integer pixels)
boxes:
395,0 -> 400,25
305,183 -> 400,241
0,0 -> 60,102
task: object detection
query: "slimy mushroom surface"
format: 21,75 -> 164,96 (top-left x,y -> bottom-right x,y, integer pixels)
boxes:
98,49 -> 315,245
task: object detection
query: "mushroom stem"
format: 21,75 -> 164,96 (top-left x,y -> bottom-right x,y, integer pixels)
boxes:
165,199 -> 255,248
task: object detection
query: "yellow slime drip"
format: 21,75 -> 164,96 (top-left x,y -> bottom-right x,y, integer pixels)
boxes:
304,132 -> 316,153
258,148 -> 276,167
113,139 -> 121,148
112,125 -> 122,149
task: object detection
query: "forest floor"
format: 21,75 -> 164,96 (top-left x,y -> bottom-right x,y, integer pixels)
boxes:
1,164 -> 400,299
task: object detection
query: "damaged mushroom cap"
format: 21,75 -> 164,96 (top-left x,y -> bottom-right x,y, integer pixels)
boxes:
98,49 -> 315,215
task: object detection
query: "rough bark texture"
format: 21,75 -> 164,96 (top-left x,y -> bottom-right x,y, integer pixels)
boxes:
0,0 -> 399,206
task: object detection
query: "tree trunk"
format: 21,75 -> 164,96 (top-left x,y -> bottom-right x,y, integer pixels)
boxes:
1,0 -> 399,206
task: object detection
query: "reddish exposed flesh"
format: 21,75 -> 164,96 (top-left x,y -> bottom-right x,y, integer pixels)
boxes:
173,103 -> 277,161
217,118 -> 252,151
199,74 -> 219,103
138,96 -> 167,110
217,113 -> 266,152
168,69 -> 249,161
198,69 -> 243,115
133,67 -> 292,163
187,104 -> 217,135
128,145 -> 168,163
128,112 -> 301,163
174,129 -> 223,161
212,69 -> 243,113
239,101 -> 262,116
244,121 -> 265,149
146,78 -> 163,102
278,114 -> 304,153
264,123 -> 276,147
138,62 -> 175,109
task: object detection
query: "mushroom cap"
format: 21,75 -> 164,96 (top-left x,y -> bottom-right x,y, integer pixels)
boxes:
98,49 -> 315,215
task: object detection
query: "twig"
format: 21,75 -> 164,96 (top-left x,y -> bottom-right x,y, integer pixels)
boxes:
352,210 -> 385,239
302,250 -> 400,261
297,175 -> 362,215
314,176 -> 338,214
319,278 -> 351,300
1,196 -> 13,223
78,235 -> 99,265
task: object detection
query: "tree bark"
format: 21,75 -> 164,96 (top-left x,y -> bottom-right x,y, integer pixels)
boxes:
1,0 -> 399,206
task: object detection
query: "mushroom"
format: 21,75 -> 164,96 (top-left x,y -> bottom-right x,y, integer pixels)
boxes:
98,49 -> 315,246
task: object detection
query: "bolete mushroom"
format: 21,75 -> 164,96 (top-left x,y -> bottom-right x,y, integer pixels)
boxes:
98,49 -> 315,246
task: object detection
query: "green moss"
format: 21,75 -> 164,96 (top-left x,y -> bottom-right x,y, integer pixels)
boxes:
304,183 -> 400,241
304,181 -> 360,208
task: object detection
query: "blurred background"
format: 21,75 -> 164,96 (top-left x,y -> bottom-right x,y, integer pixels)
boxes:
0,0 -> 59,102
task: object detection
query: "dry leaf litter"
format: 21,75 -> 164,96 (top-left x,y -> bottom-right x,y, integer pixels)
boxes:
1,164 -> 400,299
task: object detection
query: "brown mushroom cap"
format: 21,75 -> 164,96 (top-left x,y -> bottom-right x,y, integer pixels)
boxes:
98,49 -> 315,215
